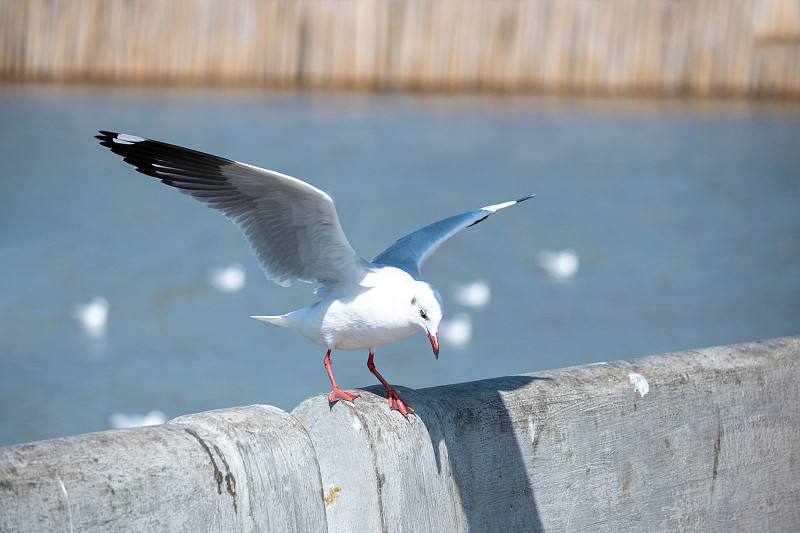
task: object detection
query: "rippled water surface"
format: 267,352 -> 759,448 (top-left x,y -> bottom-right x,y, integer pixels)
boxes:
1,85 -> 798,446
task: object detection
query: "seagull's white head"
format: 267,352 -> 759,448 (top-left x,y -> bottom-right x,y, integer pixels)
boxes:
409,281 -> 443,359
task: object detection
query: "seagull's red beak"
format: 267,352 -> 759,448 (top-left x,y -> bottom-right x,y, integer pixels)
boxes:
428,330 -> 439,359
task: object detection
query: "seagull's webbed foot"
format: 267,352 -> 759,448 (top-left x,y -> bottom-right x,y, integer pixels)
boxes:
386,389 -> 415,417
367,351 -> 415,418
324,349 -> 360,405
328,387 -> 360,404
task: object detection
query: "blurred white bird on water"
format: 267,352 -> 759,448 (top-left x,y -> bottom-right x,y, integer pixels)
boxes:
72,297 -> 109,339
108,410 -> 168,429
535,249 -> 580,280
452,278 -> 491,309
439,312 -> 473,349
209,263 -> 247,292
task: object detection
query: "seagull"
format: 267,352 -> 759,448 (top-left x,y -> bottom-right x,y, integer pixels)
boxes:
439,312 -> 473,349
108,409 -> 168,429
209,262 -> 247,292
97,131 -> 532,417
535,248 -> 579,279
73,296 -> 110,339
452,278 -> 491,309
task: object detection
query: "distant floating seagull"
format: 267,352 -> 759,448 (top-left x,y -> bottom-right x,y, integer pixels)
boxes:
97,131 -> 532,417
535,248 -> 579,280
209,262 -> 247,292
452,278 -> 491,309
108,409 -> 168,429
73,296 -> 109,339
439,312 -> 473,349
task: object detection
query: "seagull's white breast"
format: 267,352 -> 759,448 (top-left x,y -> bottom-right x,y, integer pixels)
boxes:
300,267 -> 421,350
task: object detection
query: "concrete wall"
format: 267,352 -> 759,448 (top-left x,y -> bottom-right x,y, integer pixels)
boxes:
2,336 -> 799,531
0,405 -> 327,532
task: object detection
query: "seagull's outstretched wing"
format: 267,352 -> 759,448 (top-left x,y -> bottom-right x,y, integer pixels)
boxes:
97,131 -> 369,287
372,195 -> 533,279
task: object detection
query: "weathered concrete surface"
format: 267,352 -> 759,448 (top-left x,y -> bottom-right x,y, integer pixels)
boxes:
293,336 -> 800,532
0,405 -> 326,532
1,337 -> 798,532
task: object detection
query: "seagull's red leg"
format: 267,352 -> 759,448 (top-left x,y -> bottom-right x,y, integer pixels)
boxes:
367,351 -> 415,417
324,349 -> 360,403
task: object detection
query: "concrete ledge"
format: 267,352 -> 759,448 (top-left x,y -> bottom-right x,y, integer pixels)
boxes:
0,405 -> 326,532
2,336 -> 799,531
294,336 -> 800,531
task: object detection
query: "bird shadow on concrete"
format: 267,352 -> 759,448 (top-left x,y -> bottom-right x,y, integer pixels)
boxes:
365,374 -> 549,532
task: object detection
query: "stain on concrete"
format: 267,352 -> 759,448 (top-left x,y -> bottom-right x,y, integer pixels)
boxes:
621,462 -> 633,498
711,420 -> 722,495
324,486 -> 341,508
184,428 -> 237,513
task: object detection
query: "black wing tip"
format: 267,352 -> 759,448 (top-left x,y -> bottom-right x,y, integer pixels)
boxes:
96,131 -> 148,150
95,130 -> 114,144
96,131 -> 164,178
97,130 -> 236,188
96,130 -> 121,141
516,194 -> 535,203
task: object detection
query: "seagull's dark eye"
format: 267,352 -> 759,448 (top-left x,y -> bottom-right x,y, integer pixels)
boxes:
420,309 -> 428,320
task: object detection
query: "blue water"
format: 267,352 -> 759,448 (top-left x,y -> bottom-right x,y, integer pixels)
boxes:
1,85 -> 798,447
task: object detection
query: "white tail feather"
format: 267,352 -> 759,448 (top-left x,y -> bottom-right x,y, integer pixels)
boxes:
251,315 -> 288,327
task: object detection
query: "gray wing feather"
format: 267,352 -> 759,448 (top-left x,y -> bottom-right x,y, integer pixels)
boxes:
372,195 -> 533,279
97,131 -> 368,287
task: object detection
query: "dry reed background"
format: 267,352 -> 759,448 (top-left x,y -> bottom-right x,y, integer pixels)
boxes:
1,0 -> 799,97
